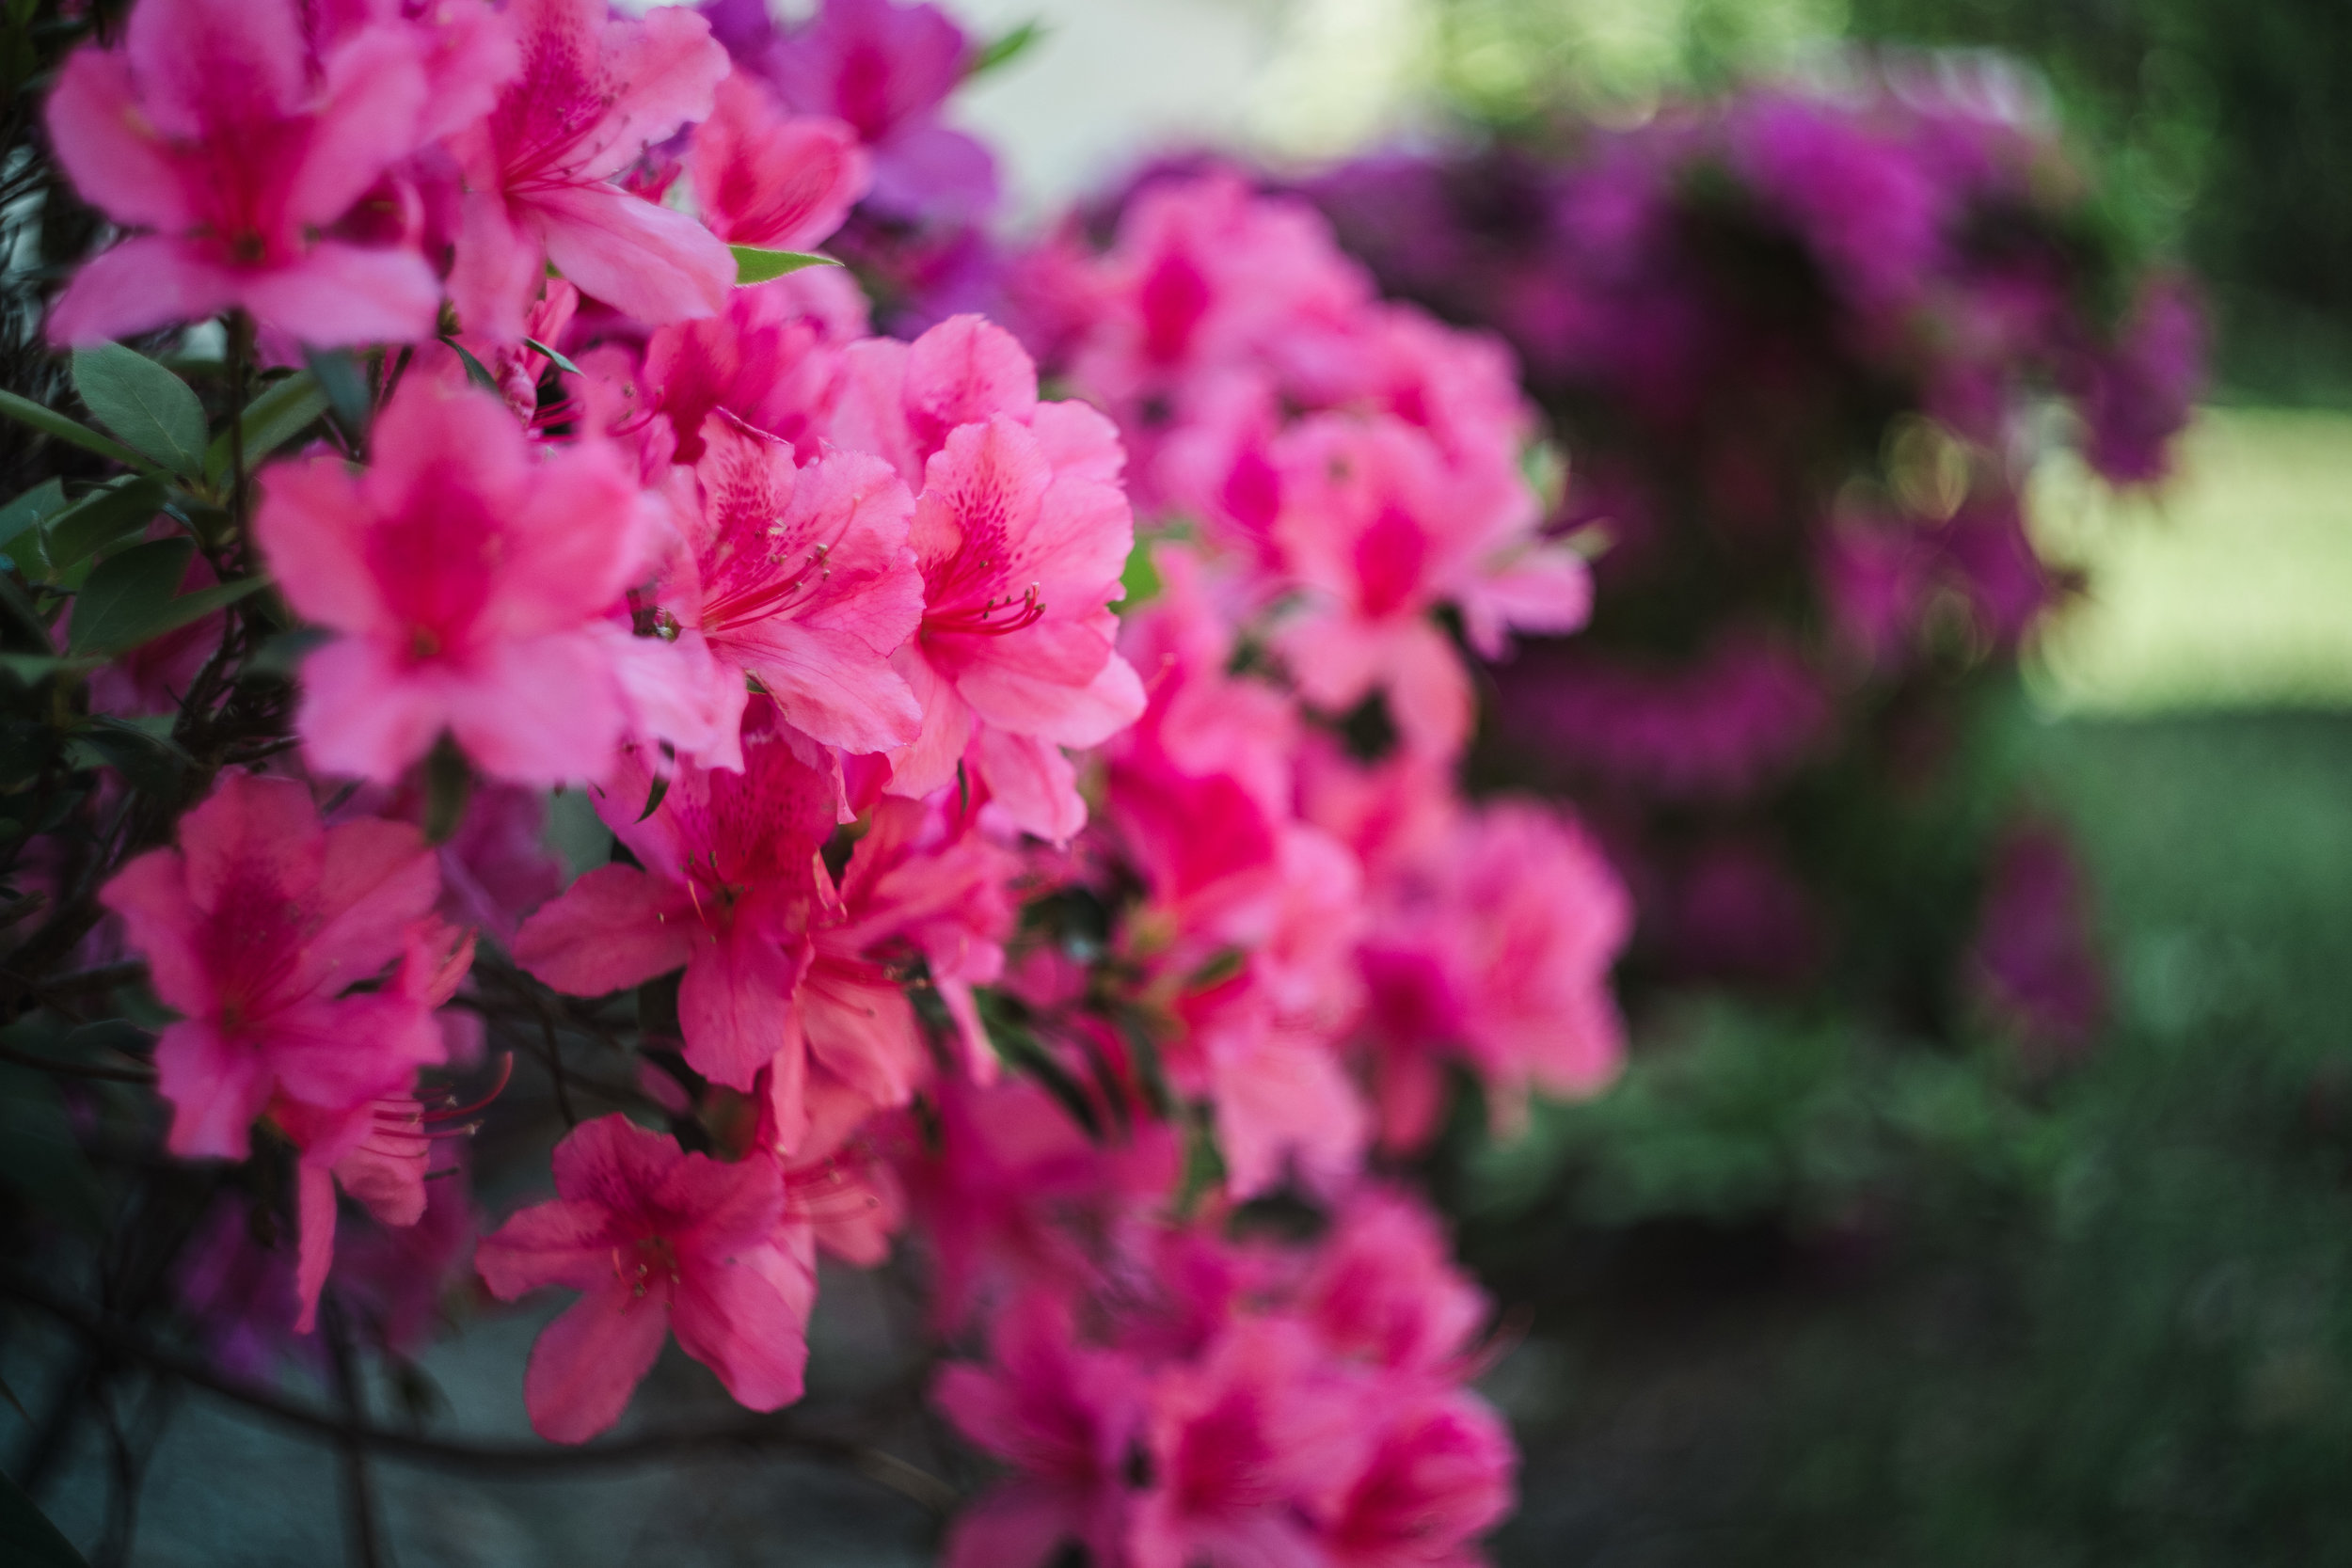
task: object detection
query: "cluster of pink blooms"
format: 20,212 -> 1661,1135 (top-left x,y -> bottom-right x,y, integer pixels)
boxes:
44,0 -> 1632,1558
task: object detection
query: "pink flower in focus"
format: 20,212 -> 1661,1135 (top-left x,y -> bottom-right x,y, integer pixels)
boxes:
658,416 -> 923,762
1269,414 -> 1588,757
512,706 -> 836,1131
449,0 -> 733,341
689,71 -> 869,250
642,265 -> 870,464
256,376 -> 655,785
43,0 -> 443,344
935,1291 -> 1147,1568
99,773 -> 449,1164
475,1115 -> 815,1443
765,0 -> 997,221
833,315 -> 1145,840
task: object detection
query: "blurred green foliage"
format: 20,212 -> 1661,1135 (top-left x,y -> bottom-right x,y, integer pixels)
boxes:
1476,711 -> 2352,1564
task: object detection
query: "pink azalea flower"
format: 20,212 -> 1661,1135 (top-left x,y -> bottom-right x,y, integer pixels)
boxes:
1358,800 -> 1630,1150
475,1115 -> 816,1443
656,416 -> 924,763
99,772 -> 450,1165
1267,412 -> 1590,757
689,71 -> 869,250
43,0 -> 444,345
642,264 -> 870,464
935,1291 -> 1148,1568
1130,1316 -> 1372,1568
1296,1188 -> 1487,1376
256,375 -> 657,786
764,0 -> 997,221
449,0 -> 734,341
1318,1388 -> 1517,1568
831,315 -> 1145,841
511,705 -> 839,1130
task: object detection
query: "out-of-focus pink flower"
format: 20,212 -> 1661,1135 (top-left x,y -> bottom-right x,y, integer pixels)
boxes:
257,376 -> 655,786
765,0 -> 997,221
449,0 -> 733,341
1733,94 -> 1947,317
1357,799 -> 1629,1150
1130,1316 -> 1371,1568
44,0 -> 445,344
935,1291 -> 1147,1568
2074,274 -> 2205,486
475,1115 -> 815,1443
1269,414 -> 1587,757
833,315 -> 1144,840
1967,820 -> 2106,1058
1297,1187 -> 1487,1376
100,772 -> 448,1164
1318,1388 -> 1517,1568
511,705 -> 836,1131
689,71 -> 868,250
657,417 -> 923,763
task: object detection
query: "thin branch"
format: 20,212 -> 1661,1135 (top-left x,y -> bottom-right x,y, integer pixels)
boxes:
0,1271 -> 955,1512
322,1296 -> 389,1568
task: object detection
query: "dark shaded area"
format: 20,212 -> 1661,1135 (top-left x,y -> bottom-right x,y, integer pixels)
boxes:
1478,710 -> 2352,1564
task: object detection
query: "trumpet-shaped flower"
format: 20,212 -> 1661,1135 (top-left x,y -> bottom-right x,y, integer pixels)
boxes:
257,376 -> 654,785
475,1115 -> 815,1443
449,0 -> 733,340
99,773 -> 450,1164
660,417 -> 923,762
44,0 -> 443,344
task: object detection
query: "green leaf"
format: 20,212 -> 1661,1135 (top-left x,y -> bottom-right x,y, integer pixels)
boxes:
0,654 -> 102,686
205,371 -> 330,485
0,1450 -> 91,1565
67,536 -> 195,655
72,342 -> 208,477
0,479 -> 64,552
968,19 -> 1045,78
303,348 -> 373,436
523,337 -> 583,375
729,245 -> 840,285
0,577 -> 54,652
42,476 -> 169,574
67,715 -> 194,792
441,336 -> 501,393
0,388 -> 151,472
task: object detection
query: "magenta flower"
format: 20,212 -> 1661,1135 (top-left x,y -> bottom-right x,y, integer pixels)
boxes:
512,705 -> 839,1131
1268,413 -> 1589,757
935,1291 -> 1148,1568
449,0 -> 734,340
43,0 -> 443,345
659,416 -> 924,763
689,71 -> 869,251
475,1115 -> 816,1443
1318,1389 -> 1517,1568
100,772 -> 449,1164
833,315 -> 1144,840
643,264 -> 870,465
256,376 -> 655,786
765,0 -> 997,221
1296,1188 -> 1488,1377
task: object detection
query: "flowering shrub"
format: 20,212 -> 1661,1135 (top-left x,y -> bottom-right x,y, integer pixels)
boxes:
1301,73 -> 2204,1050
0,2 -> 1631,1562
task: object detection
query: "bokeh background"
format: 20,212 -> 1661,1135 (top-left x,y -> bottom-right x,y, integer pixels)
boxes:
16,1 -> 2352,1562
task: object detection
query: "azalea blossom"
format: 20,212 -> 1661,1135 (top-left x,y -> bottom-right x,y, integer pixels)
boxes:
689,71 -> 869,250
449,0 -> 734,341
475,1115 -> 815,1442
44,0 -> 445,344
256,376 -> 656,785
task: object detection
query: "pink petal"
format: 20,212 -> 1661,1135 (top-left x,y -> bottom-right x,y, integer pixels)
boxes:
690,75 -> 867,250
969,727 -> 1086,846
152,1019 -> 270,1161
178,771 -> 324,916
1383,620 -> 1475,758
292,26 -> 430,226
234,240 -> 443,347
476,1196 -> 628,1299
256,458 -> 388,639
126,0 -> 309,137
1211,1035 -> 1368,1199
883,644 -> 974,800
905,315 -> 1039,436
444,632 -> 631,786
523,1277 -> 674,1444
670,1231 -> 815,1412
959,643 -> 1144,750
294,1163 -> 338,1335
448,187 -> 543,344
1460,546 -> 1592,658
575,1 -> 730,183
512,863 -> 698,998
678,926 -> 807,1091
535,182 -> 732,328
45,236 -> 239,347
43,50 -> 191,231
306,817 -> 438,986
294,638 -> 452,784
944,1484 -> 1084,1568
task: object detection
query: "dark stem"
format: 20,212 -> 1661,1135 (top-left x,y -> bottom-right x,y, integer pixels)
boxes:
1,1271 -> 954,1512
322,1295 -> 390,1568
